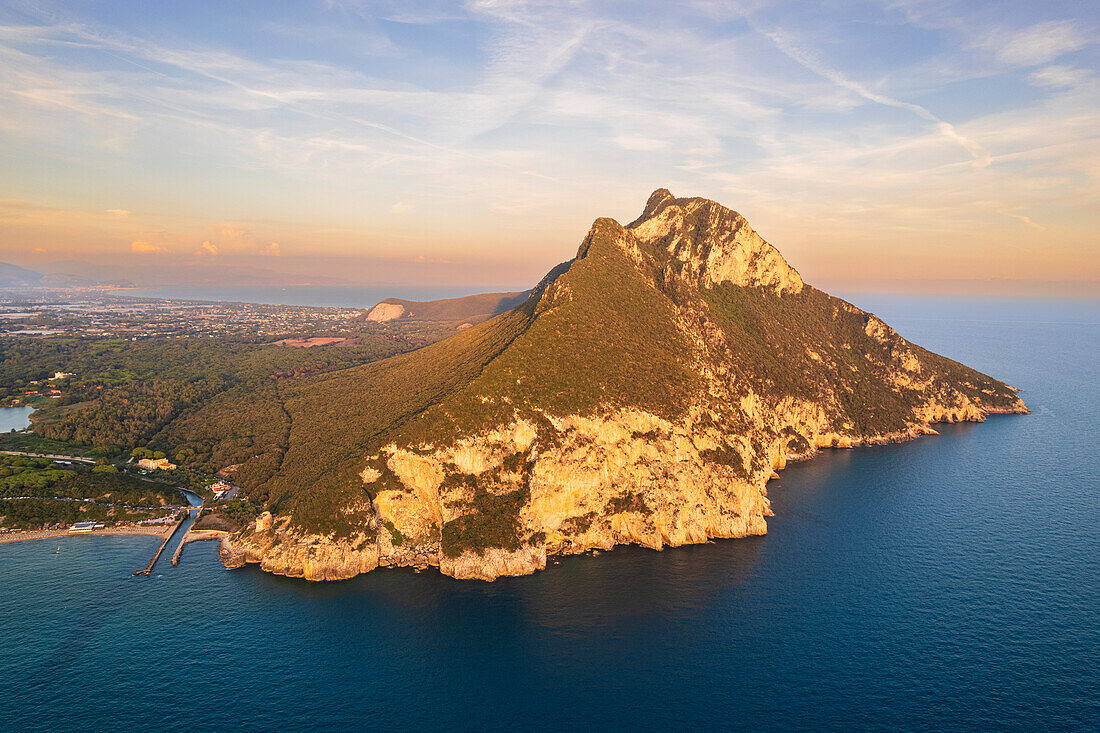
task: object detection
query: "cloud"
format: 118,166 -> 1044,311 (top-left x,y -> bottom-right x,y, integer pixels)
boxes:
1029,65 -> 1091,88
196,226 -> 280,256
215,224 -> 252,246
131,241 -> 166,254
1007,213 -> 1046,231
759,26 -> 993,168
985,21 -> 1086,67
611,135 -> 668,151
32,247 -> 46,254
390,201 -> 413,214
105,208 -> 130,217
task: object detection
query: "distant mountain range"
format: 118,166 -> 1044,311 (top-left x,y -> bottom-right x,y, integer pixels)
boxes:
0,259 -> 354,289
0,262 -> 43,285
0,262 -> 130,288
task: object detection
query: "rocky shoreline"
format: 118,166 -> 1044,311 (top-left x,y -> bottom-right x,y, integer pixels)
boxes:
218,401 -> 1027,583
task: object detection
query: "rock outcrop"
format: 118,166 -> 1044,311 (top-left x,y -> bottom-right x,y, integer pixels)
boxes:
365,302 -> 406,322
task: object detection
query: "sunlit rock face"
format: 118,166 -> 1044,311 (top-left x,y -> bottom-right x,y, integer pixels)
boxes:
628,188 -> 804,295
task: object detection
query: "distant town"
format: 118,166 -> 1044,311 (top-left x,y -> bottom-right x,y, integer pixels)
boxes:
0,293 -> 372,341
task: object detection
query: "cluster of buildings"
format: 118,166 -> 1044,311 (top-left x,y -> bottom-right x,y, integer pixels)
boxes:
209,480 -> 238,500
68,521 -> 105,533
0,297 -> 368,340
137,514 -> 178,526
10,379 -> 63,404
137,457 -> 177,471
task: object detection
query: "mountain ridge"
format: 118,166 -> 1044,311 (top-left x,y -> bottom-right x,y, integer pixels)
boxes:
365,290 -> 532,324
217,190 -> 1027,581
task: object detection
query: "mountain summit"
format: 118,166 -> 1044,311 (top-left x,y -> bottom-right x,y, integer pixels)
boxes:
220,190 -> 1027,581
628,189 -> 804,294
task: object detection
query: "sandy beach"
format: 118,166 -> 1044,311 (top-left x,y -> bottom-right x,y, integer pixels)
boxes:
0,526 -> 172,546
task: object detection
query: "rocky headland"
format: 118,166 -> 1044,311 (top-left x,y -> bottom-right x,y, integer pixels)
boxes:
220,190 -> 1027,581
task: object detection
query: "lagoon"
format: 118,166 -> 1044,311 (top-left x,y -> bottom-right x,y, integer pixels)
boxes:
0,405 -> 33,432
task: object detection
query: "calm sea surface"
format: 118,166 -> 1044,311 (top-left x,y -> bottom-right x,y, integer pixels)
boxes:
1,295 -> 1097,732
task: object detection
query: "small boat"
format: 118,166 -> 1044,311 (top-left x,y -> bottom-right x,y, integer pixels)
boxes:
54,546 -> 61,554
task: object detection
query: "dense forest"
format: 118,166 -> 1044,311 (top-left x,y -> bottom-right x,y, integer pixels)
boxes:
0,457 -> 187,529
0,455 -> 182,505
0,335 -> 413,495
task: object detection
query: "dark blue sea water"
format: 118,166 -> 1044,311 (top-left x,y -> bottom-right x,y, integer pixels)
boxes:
1,295 -> 1097,732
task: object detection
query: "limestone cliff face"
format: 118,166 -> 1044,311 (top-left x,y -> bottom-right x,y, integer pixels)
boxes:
365,302 -> 405,322
225,408 -> 773,581
222,509 -> 379,581
226,382 -> 1023,582
628,188 -> 804,295
223,189 -> 1027,582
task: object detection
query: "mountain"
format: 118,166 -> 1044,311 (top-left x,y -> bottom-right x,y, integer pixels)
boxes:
0,262 -> 44,286
365,291 -> 531,324
219,189 -> 1028,581
0,262 -> 108,288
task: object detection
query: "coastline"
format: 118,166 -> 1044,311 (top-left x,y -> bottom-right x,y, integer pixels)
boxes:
221,401 -> 1029,583
0,526 -> 172,546
1,406 -> 1029,573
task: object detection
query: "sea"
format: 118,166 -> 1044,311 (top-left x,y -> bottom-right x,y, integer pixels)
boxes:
0,294 -> 1097,732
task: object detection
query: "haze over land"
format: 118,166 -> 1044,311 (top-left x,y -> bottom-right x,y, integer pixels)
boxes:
0,0 -> 1097,294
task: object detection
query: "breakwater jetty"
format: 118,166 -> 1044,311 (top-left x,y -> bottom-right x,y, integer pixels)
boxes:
171,529 -> 226,566
134,515 -> 186,576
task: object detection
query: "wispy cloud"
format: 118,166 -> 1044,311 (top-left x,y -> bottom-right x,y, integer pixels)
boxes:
1007,213 -> 1046,230
611,135 -> 669,152
131,241 -> 166,254
1029,64 -> 1091,88
984,20 -> 1086,66
758,26 -> 993,167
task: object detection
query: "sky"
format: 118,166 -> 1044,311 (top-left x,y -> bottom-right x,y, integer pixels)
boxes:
0,0 -> 1097,293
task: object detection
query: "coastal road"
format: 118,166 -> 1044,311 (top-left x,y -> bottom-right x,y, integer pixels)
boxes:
0,450 -> 95,464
